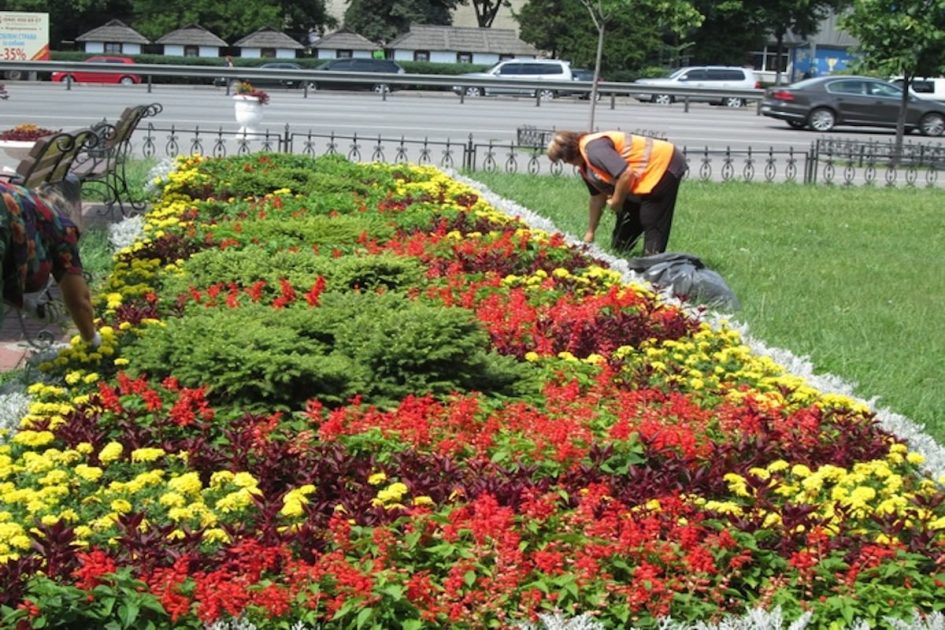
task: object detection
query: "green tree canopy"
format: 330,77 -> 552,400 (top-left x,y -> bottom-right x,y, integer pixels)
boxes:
344,0 -> 462,43
841,0 -> 945,153
514,0 -> 700,77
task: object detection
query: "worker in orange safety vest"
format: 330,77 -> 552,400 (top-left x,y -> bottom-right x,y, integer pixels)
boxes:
546,130 -> 687,255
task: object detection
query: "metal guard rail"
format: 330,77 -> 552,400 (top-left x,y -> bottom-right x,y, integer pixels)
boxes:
2,59 -> 766,103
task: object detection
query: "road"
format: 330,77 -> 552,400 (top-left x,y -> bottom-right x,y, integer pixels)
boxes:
4,82 -> 944,154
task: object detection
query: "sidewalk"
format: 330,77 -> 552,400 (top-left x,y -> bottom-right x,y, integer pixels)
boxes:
0,202 -> 125,371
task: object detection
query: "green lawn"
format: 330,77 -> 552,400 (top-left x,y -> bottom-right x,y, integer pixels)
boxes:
464,173 -> 945,442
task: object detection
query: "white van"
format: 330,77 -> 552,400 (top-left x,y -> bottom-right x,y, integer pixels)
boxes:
452,59 -> 573,100
892,77 -> 945,101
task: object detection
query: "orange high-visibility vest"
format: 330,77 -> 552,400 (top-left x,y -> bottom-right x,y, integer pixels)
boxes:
578,131 -> 674,195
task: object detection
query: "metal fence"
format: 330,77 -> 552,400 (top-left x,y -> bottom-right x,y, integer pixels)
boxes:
131,122 -> 945,188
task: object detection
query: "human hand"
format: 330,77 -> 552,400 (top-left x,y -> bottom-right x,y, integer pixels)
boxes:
86,331 -> 102,349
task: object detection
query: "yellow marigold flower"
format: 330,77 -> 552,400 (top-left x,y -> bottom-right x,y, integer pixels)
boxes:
847,486 -> 876,508
130,448 -> 166,463
83,373 -> 100,384
791,464 -> 812,478
368,472 -> 387,486
74,525 -> 93,539
99,442 -> 124,464
11,431 -> 55,447
65,371 -> 83,385
748,467 -> 770,481
767,460 -> 789,473
524,352 -> 540,362
413,496 -> 434,506
167,472 -> 202,496
203,528 -> 230,544
723,473 -> 751,497
906,452 -> 926,465
76,443 -> 94,454
111,499 -> 133,514
159,492 -> 186,508
231,472 -> 258,489
557,351 -> 577,362
39,469 -> 68,486
73,464 -> 103,484
375,482 -> 409,505
215,489 -> 256,513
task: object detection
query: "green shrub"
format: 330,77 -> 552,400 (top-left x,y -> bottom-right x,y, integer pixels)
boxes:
123,292 -> 534,410
165,247 -> 426,297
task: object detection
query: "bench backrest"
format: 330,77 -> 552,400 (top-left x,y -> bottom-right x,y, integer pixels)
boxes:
81,102 -> 163,167
13,129 -> 96,189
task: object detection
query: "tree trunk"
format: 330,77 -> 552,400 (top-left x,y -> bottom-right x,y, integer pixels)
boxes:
588,23 -> 605,132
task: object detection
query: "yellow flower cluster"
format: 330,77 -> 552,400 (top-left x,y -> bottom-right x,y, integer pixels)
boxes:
691,446 -> 940,542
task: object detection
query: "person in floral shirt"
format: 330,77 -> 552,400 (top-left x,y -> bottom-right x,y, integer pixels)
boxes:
0,180 -> 100,347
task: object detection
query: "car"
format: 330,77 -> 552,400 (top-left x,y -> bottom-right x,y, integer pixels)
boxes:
311,58 -> 406,93
633,66 -> 760,107
51,55 -> 141,85
566,68 -> 604,100
891,76 -> 945,102
244,62 -> 308,89
761,75 -> 945,136
451,58 -> 573,100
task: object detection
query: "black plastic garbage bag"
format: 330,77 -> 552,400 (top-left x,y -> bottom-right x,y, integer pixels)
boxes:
625,252 -> 740,311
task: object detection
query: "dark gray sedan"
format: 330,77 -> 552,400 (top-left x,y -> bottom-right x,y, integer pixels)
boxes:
761,75 -> 945,136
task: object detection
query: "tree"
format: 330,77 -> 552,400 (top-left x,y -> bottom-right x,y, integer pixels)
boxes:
841,0 -> 945,155
4,0 -> 114,46
130,0 -> 283,42
469,0 -> 508,27
514,0 -> 692,75
575,0 -> 701,130
344,0 -> 462,43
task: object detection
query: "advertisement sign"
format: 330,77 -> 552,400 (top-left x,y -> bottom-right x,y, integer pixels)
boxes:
0,11 -> 50,62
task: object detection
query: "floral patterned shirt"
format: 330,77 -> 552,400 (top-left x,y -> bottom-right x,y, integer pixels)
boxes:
0,181 -> 83,312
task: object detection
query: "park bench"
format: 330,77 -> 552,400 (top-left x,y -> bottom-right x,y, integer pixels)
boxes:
71,102 -> 163,217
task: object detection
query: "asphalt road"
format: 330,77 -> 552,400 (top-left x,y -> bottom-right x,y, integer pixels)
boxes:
4,82 -> 944,154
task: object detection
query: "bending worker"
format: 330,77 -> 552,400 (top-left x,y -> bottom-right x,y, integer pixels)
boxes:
0,180 -> 100,347
546,130 -> 687,255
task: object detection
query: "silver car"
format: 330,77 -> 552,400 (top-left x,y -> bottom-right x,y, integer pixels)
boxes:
634,66 -> 760,107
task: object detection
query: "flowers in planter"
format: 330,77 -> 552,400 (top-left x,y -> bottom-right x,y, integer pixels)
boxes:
0,123 -> 60,141
233,81 -> 270,106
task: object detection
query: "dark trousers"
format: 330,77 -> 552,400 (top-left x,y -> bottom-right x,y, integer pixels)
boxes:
610,169 -> 682,256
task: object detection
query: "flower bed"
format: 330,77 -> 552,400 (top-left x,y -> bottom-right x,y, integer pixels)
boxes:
1,153 -> 944,629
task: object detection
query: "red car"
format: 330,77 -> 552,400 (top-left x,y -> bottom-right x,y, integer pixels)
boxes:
52,55 -> 141,85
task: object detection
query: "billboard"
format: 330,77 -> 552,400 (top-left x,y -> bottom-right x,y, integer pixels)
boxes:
0,11 -> 50,62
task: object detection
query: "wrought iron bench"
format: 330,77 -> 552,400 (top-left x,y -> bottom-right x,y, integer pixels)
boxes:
71,102 -> 163,217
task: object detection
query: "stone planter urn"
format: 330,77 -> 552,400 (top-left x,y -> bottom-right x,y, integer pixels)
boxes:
233,95 -> 265,136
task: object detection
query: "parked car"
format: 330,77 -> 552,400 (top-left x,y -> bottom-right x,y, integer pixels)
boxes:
761,75 -> 945,136
245,62 -> 307,89
891,76 -> 945,102
566,68 -> 604,100
51,55 -> 141,85
451,58 -> 573,100
633,66 -> 760,107
311,58 -> 406,93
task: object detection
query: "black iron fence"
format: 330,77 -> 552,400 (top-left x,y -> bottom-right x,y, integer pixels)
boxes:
132,123 -> 945,188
